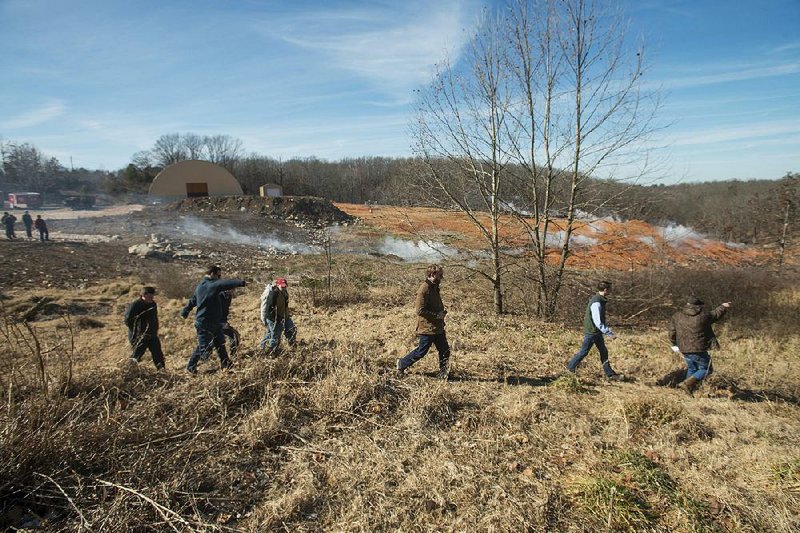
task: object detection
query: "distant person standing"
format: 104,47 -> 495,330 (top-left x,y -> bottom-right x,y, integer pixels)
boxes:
34,215 -> 49,241
669,296 -> 731,395
396,264 -> 451,380
259,278 -> 297,353
181,265 -> 246,373
124,286 -> 165,370
566,281 -> 624,380
21,211 -> 33,239
219,289 -> 241,358
2,212 -> 17,240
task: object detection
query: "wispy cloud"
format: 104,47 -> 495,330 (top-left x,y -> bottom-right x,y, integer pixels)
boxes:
771,41 -> 800,54
651,61 -> 800,90
260,1 -> 477,96
0,100 -> 66,129
669,120 -> 800,147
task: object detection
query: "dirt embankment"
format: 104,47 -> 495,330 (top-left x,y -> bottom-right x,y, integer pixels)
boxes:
168,196 -> 355,226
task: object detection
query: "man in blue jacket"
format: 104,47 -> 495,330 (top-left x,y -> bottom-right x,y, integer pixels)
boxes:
181,265 -> 246,373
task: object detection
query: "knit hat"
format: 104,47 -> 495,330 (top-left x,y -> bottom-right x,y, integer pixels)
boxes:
687,296 -> 704,306
275,278 -> 288,288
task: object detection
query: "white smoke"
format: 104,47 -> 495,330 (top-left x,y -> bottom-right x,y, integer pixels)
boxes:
638,235 -> 657,248
179,216 -> 319,254
378,236 -> 458,262
659,223 -> 706,247
544,231 -> 598,247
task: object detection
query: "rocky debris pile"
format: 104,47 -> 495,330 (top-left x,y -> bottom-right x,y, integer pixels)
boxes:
128,234 -> 203,261
166,195 -> 356,227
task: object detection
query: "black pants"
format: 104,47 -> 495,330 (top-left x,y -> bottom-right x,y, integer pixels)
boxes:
38,228 -> 49,241
222,323 -> 240,357
131,336 -> 165,369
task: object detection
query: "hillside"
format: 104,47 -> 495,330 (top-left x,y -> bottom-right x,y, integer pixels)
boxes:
0,201 -> 798,531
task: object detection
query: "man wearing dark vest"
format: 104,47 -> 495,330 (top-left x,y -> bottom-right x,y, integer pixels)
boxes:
566,280 -> 623,380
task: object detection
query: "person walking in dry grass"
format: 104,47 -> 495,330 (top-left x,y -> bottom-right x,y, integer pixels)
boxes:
669,296 -> 731,395
181,265 -> 246,374
124,286 -> 165,370
396,264 -> 450,380
566,280 -> 624,381
259,278 -> 296,354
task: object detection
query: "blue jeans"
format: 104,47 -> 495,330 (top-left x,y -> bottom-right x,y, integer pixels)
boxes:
567,333 -> 615,376
398,332 -> 450,371
187,324 -> 231,372
259,317 -> 297,350
684,352 -> 711,381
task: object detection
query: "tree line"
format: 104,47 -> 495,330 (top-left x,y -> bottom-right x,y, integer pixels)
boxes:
1,136 -> 795,249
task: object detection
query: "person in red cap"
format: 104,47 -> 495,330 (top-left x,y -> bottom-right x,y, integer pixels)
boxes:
259,277 -> 296,352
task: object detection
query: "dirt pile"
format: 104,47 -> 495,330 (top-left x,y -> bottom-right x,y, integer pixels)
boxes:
168,196 -> 355,226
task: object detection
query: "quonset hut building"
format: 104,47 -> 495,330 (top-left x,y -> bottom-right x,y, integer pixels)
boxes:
148,160 -> 243,202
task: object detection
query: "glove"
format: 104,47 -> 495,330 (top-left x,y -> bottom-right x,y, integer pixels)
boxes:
671,346 -> 680,353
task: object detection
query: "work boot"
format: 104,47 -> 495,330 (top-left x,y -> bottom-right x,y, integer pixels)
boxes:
436,368 -> 450,381
396,359 -> 406,378
680,376 -> 699,396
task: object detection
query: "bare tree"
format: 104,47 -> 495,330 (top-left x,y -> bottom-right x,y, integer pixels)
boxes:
412,12 -> 514,314
151,133 -> 187,167
413,0 -> 659,317
777,172 -> 799,268
182,132 -> 207,160
205,134 -> 243,167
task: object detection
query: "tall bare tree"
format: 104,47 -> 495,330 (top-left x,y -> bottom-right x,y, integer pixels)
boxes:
507,0 -> 659,317
413,12 -> 514,314
413,0 -> 659,317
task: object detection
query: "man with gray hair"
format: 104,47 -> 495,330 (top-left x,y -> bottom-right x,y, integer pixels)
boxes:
396,264 -> 450,380
669,296 -> 731,395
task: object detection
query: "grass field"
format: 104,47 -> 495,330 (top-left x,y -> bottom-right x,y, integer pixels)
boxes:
1,253 -> 798,531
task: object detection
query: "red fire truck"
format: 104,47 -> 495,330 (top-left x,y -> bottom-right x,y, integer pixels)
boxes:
6,192 -> 43,209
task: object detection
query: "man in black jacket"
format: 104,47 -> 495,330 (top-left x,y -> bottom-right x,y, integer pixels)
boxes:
181,265 -> 246,373
21,211 -> 33,239
124,286 -> 165,369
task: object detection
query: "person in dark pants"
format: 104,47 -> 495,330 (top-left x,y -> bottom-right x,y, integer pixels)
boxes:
181,265 -> 246,373
566,280 -> 623,380
2,212 -> 17,240
669,296 -> 731,395
396,264 -> 450,380
124,286 -> 165,370
259,278 -> 296,353
219,289 -> 241,358
21,211 -> 33,239
34,215 -> 49,241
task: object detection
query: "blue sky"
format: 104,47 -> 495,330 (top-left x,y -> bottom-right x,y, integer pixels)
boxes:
1,0 -> 798,183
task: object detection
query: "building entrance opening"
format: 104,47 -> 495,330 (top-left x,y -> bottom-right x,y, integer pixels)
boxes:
186,182 -> 209,197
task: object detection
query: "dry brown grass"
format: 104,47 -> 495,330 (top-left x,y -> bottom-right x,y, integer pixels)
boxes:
0,258 -> 798,531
